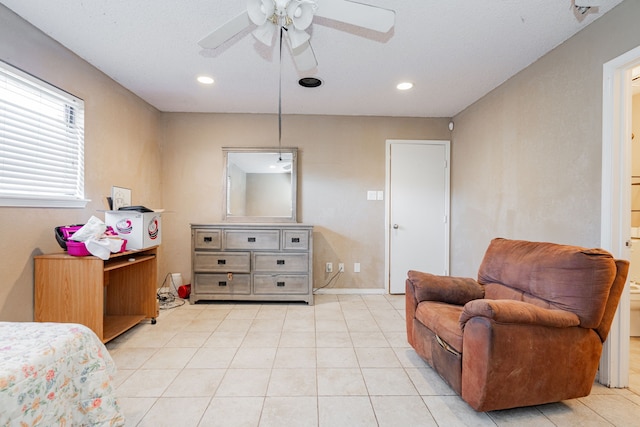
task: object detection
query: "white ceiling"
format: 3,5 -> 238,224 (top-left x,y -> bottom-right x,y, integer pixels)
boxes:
0,0 -> 625,117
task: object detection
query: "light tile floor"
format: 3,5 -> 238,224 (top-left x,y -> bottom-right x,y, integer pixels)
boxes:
107,294 -> 640,426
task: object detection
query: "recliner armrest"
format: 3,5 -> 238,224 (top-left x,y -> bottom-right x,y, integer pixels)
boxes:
459,299 -> 580,331
407,270 -> 484,306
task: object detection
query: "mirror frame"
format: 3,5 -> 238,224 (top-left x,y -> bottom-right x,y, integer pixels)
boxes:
222,147 -> 298,223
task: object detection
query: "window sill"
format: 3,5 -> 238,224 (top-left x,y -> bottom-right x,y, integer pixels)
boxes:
0,196 -> 91,208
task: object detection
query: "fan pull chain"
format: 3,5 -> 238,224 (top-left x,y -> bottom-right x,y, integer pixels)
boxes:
278,25 -> 283,161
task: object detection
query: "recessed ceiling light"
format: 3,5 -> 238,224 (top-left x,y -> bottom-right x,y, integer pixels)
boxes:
197,75 -> 214,85
397,82 -> 414,91
299,77 -> 323,88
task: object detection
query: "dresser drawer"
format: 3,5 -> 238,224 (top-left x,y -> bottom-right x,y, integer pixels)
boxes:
254,274 -> 309,295
282,230 -> 310,250
224,230 -> 280,250
253,253 -> 308,273
193,252 -> 250,272
194,229 -> 222,250
194,273 -> 250,294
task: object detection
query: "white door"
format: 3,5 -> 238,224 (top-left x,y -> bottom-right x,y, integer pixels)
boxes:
601,45 -> 640,387
386,140 -> 450,294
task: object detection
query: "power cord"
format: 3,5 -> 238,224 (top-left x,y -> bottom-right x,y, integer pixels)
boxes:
157,272 -> 186,310
314,269 -> 342,293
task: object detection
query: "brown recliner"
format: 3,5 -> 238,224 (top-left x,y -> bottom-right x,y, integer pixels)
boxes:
405,238 -> 629,412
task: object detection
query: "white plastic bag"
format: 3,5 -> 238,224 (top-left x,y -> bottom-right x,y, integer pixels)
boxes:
85,236 -> 124,260
69,216 -> 107,242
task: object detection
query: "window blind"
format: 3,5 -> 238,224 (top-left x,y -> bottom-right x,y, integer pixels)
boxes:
0,60 -> 87,207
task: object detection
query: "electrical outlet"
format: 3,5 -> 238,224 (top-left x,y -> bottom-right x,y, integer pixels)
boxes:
338,263 -> 344,272
326,262 -> 333,273
354,262 -> 360,273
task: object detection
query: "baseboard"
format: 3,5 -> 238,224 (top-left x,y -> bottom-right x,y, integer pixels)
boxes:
313,288 -> 386,295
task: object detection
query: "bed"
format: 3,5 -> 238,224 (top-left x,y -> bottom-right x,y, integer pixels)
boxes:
0,321 -> 125,426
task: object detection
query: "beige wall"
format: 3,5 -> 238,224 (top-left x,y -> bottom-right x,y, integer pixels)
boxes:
159,113 -> 451,291
0,6 -> 163,320
450,0 -> 640,277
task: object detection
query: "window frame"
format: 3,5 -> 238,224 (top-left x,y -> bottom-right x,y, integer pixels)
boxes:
0,60 -> 89,208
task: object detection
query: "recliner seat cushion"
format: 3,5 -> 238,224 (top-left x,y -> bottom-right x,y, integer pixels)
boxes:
415,301 -> 464,353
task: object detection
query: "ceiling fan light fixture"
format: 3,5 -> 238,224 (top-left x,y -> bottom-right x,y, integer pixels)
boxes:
286,0 -> 317,31
248,0 -> 276,26
252,22 -> 277,46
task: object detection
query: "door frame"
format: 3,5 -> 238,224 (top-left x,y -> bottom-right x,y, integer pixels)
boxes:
384,139 -> 451,293
600,44 -> 640,387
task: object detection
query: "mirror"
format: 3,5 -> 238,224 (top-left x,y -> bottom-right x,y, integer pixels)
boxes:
223,147 -> 297,222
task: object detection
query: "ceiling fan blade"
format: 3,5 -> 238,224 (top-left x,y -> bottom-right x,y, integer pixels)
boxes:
286,28 -> 311,49
314,0 -> 395,33
198,11 -> 252,49
290,41 -> 318,72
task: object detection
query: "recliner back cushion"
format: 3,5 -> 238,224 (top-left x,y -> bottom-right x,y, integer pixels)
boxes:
477,238 -> 616,328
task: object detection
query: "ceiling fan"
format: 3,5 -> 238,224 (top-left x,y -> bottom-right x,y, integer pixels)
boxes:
198,0 -> 396,71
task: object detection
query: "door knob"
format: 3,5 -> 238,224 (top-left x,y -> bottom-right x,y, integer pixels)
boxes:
393,224 -> 399,229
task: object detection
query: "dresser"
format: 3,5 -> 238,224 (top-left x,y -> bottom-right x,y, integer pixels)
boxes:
190,224 -> 313,305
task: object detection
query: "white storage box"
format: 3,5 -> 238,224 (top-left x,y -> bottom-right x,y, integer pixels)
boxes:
105,211 -> 161,250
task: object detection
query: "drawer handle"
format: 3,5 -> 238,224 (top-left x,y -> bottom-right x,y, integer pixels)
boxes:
218,281 -> 227,287
277,281 -> 285,287
204,236 -> 212,243
217,259 -> 226,265
248,237 -> 256,242
277,259 -> 285,265
291,237 -> 300,243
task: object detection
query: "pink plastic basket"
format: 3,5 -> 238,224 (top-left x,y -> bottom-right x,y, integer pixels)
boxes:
67,239 -> 127,257
66,240 -> 90,257
55,224 -> 83,250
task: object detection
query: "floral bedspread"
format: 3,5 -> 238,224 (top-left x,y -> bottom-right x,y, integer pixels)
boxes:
0,322 -> 125,426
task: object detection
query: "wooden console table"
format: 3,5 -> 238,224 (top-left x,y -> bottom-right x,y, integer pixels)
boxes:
34,246 -> 158,343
